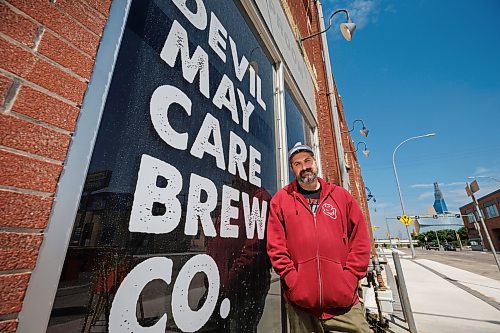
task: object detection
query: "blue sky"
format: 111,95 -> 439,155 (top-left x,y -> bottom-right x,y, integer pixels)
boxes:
323,0 -> 500,239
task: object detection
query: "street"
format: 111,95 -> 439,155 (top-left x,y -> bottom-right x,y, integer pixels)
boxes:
397,248 -> 500,281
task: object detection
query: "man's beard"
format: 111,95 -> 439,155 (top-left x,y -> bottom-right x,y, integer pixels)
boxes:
298,168 -> 318,184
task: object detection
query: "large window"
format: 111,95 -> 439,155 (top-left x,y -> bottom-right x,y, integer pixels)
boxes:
284,85 -> 313,182
47,1 -> 278,332
465,208 -> 476,223
484,201 -> 499,219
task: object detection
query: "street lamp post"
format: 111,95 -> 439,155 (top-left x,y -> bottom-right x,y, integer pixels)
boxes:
392,133 -> 436,258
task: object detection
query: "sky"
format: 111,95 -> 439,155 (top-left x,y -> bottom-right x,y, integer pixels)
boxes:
323,0 -> 500,239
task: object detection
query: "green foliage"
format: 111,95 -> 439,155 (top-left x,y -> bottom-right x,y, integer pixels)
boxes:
457,227 -> 469,240
415,229 -> 462,244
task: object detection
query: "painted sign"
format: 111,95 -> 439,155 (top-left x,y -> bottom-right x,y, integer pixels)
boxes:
48,0 -> 278,332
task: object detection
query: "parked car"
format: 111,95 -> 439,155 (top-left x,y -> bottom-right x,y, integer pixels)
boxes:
443,243 -> 457,251
426,243 -> 440,250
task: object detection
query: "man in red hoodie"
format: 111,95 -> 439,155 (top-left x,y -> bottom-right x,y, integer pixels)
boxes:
267,142 -> 371,332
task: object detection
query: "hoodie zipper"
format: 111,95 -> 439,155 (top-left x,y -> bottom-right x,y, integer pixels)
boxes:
315,194 -> 330,309
296,192 -> 330,310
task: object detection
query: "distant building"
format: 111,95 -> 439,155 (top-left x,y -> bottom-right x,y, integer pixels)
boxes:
459,189 -> 500,251
415,182 -> 461,233
433,182 -> 448,214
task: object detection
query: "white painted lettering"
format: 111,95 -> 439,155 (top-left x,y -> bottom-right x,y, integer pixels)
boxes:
172,254 -> 221,332
220,185 -> 239,238
190,113 -> 226,170
171,0 -> 208,30
242,193 -> 268,240
161,20 -> 210,98
237,88 -> 255,132
129,155 -> 182,234
185,173 -> 217,237
109,257 -> 173,332
208,12 -> 227,62
227,131 -> 247,181
212,74 -> 238,124
248,146 -> 262,187
256,75 -> 266,110
229,36 -> 249,81
150,85 -> 191,150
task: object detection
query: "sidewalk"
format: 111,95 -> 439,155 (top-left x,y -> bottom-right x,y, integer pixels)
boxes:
379,249 -> 500,333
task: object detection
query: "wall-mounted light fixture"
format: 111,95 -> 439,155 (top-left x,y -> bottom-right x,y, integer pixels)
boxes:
345,141 -> 370,157
365,187 -> 376,202
342,119 -> 369,137
301,9 -> 356,42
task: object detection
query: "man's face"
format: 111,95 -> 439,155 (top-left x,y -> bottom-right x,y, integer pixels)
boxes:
290,151 -> 318,184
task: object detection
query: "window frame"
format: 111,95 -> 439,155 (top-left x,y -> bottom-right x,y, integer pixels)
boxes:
19,1 -> 320,332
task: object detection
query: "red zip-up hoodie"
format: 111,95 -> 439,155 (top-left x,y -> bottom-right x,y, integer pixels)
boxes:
267,177 -> 370,319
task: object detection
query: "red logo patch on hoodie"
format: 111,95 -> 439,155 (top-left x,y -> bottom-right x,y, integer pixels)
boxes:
322,203 -> 337,220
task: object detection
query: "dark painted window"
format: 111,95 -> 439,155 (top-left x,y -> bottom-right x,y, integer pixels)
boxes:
48,1 -> 278,332
285,85 -> 312,182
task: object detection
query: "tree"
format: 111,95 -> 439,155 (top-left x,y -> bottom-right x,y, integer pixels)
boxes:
457,227 -> 469,241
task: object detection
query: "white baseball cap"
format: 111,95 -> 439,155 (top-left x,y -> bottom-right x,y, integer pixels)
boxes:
288,142 -> 314,162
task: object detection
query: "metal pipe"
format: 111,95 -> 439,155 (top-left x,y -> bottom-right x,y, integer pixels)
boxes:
392,252 -> 418,333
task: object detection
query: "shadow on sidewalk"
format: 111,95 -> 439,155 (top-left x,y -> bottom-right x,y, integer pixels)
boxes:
412,311 -> 500,325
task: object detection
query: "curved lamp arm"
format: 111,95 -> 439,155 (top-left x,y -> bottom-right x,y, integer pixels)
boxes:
345,141 -> 370,157
341,119 -> 369,137
301,9 -> 352,42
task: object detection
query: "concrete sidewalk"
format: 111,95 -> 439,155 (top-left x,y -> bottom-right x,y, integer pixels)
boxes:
380,249 -> 500,333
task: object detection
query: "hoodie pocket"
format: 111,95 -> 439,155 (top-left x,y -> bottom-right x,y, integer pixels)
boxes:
320,258 -> 357,308
286,258 -> 320,309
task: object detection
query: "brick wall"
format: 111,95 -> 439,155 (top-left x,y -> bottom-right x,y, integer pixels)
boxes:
0,0 -> 111,330
283,0 -> 342,185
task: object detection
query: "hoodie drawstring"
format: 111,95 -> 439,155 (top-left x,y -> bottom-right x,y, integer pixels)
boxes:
294,194 -> 298,215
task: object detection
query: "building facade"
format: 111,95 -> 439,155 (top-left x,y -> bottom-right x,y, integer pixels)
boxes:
460,189 -> 500,251
0,1 -> 372,332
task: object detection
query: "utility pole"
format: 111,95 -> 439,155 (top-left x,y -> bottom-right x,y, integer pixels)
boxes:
467,182 -> 500,271
385,217 -> 393,246
433,229 -> 441,249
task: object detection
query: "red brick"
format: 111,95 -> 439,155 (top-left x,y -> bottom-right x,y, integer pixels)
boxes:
6,0 -> 100,57
86,0 -> 112,16
0,232 -> 43,271
0,272 -> 30,315
56,0 -> 106,36
0,113 -> 71,161
0,150 -> 62,193
0,319 -> 18,333
37,31 -> 94,79
0,73 -> 13,106
0,2 -> 39,48
13,85 -> 79,132
0,37 -> 87,103
0,190 -> 53,229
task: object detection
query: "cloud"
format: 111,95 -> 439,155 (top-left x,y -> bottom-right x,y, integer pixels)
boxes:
474,166 -> 489,175
445,182 -> 466,187
417,191 -> 434,201
411,183 -> 434,189
410,182 -> 465,189
330,0 -> 379,30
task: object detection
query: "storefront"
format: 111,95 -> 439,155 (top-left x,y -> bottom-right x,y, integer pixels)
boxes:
17,0 -> 319,332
